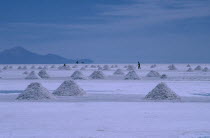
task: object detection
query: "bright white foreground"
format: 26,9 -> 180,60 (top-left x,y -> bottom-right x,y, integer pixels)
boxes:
0,64 -> 210,138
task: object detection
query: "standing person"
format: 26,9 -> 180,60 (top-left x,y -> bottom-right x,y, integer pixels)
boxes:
138,61 -> 141,69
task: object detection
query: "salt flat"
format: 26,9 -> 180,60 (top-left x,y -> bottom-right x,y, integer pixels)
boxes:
0,64 -> 210,138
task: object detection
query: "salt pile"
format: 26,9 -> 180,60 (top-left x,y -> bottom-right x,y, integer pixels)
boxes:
9,66 -> 13,69
38,66 -> 43,69
3,66 -> 8,70
114,65 -> 118,68
203,67 -> 209,72
168,64 -> 177,70
127,65 -> 135,71
80,67 -> 86,70
146,70 -> 161,77
51,65 -> 55,68
22,66 -> 27,70
89,70 -> 105,79
124,70 -> 140,80
186,64 -> 191,67
187,67 -> 193,72
17,82 -> 55,100
72,65 -> 78,68
25,71 -> 39,79
194,65 -> 202,71
38,69 -> 50,79
43,66 -> 48,70
111,65 -> 114,68
23,71 -> 28,75
98,66 -> 103,70
53,80 -> 86,96
58,65 -> 71,70
150,64 -> 156,68
91,65 -> 96,68
17,66 -> 22,70
31,66 -> 36,69
124,65 -> 128,68
113,69 -> 124,75
71,70 -> 86,80
145,82 -> 181,100
160,74 -> 167,79
103,65 -> 110,70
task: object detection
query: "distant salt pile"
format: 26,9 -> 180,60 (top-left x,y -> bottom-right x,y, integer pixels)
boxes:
98,66 -> 103,70
187,67 -> 193,72
103,65 -> 110,70
80,67 -> 86,70
71,70 -> 86,80
31,66 -> 36,69
124,65 -> 128,68
3,66 -> 8,70
114,65 -> 118,68
51,65 -> 55,68
9,66 -> 13,69
124,70 -> 140,80
85,65 -> 88,68
186,64 -> 191,67
91,65 -> 97,68
127,65 -> 135,71
43,66 -> 48,70
194,65 -> 202,71
202,67 -> 209,72
113,69 -> 124,75
58,65 -> 71,70
23,71 -> 28,75
38,69 -> 50,79
17,82 -> 55,100
89,70 -> 105,79
150,64 -> 156,68
160,74 -> 167,79
146,70 -> 161,77
168,64 -> 177,70
145,82 -> 181,100
53,80 -> 86,96
17,66 -> 22,70
25,71 -> 39,79
22,66 -> 27,70
111,65 -> 114,68
72,65 -> 78,68
38,66 -> 43,69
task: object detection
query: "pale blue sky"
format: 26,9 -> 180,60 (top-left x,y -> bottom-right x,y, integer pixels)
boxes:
0,0 -> 210,63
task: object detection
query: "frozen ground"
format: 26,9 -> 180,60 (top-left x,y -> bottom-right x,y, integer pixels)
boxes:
0,64 -> 210,138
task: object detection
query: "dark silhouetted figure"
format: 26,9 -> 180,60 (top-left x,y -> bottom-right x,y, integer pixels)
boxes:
138,61 -> 141,69
76,61 -> 79,64
64,64 -> 66,67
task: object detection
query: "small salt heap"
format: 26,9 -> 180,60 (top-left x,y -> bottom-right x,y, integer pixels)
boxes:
113,69 -> 124,75
168,64 -> 177,70
38,69 -> 50,79
194,65 -> 202,71
53,80 -> 86,96
89,70 -> 105,79
145,82 -> 181,100
202,67 -> 209,72
146,70 -> 161,77
71,70 -> 86,80
17,82 -> 55,100
124,70 -> 140,80
25,71 -> 39,79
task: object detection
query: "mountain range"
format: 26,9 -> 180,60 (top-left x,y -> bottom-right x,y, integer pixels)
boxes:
0,47 -> 93,64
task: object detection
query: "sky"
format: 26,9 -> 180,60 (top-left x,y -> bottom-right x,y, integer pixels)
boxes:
0,0 -> 210,63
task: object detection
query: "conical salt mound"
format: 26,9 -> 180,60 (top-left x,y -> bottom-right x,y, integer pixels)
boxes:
25,71 -> 39,79
168,64 -> 177,70
80,67 -> 86,70
51,65 -> 55,68
194,65 -> 202,71
58,65 -> 71,70
17,82 -> 55,100
186,64 -> 191,67
98,66 -> 103,70
53,80 -> 86,96
71,70 -> 86,80
3,66 -> 8,70
89,70 -> 105,79
91,65 -> 96,68
38,69 -> 50,79
146,70 -> 161,77
22,66 -> 27,70
17,66 -> 22,70
150,64 -> 156,68
23,71 -> 28,75
145,82 -> 181,100
127,65 -> 135,71
124,70 -> 140,80
103,65 -> 110,70
31,66 -> 36,69
38,66 -> 43,69
202,67 -> 209,72
160,74 -> 167,79
113,69 -> 124,75
187,67 -> 193,72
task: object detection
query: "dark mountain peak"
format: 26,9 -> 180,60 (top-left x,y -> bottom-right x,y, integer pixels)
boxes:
0,47 -> 93,64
